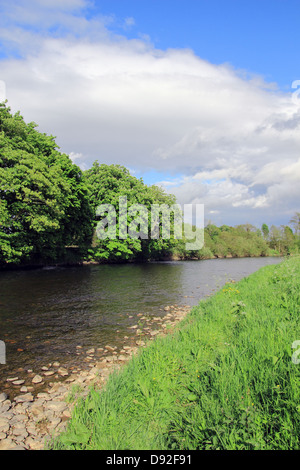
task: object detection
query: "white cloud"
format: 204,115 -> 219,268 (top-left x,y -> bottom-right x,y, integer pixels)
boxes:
124,17 -> 135,28
0,0 -> 299,227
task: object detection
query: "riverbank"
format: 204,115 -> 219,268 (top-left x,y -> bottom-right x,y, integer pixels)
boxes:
48,255 -> 300,450
0,304 -> 192,450
0,251 -> 282,272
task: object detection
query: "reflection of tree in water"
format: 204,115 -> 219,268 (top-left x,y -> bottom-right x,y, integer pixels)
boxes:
0,257 -> 282,389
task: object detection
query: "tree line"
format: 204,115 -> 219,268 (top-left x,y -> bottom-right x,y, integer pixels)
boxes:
0,102 -> 299,267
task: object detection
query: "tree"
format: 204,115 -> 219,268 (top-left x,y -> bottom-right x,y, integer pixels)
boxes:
236,223 -> 257,234
280,225 -> 296,254
269,225 -> 282,253
290,212 -> 300,237
261,223 -> 269,240
0,102 -> 92,265
84,162 -> 178,261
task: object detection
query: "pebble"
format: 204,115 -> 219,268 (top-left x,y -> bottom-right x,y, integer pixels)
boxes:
46,401 -> 68,414
12,380 -> 25,386
118,355 -> 127,361
0,393 -> 7,403
86,348 -> 95,354
32,375 -> 43,384
58,368 -> 68,377
0,418 -> 10,433
0,438 -> 15,450
14,393 -> 34,403
43,370 -> 55,377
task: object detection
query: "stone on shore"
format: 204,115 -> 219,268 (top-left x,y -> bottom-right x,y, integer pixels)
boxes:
0,392 -> 7,403
32,375 -> 43,384
14,393 -> 34,403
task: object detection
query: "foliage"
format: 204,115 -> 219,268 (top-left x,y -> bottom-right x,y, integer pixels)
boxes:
0,102 -> 92,265
84,162 -> 177,262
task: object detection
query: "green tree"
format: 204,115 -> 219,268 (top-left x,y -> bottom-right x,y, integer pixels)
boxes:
261,223 -> 269,240
0,102 -> 92,265
269,225 -> 282,253
84,162 -> 178,261
280,225 -> 296,255
290,212 -> 300,237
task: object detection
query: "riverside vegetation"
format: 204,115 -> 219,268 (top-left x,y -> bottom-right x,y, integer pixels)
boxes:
50,256 -> 300,450
1,101 -> 300,268
1,103 -> 300,451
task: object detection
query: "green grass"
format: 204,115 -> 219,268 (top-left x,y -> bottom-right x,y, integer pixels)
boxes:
50,256 -> 300,450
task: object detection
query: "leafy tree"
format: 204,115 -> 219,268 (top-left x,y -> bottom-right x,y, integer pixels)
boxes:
261,223 -> 269,240
84,162 -> 178,261
269,225 -> 283,253
280,225 -> 296,254
236,223 -> 257,233
205,224 -> 220,240
0,102 -> 92,265
290,212 -> 300,237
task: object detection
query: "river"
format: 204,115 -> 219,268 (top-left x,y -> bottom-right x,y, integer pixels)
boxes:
0,256 -> 282,393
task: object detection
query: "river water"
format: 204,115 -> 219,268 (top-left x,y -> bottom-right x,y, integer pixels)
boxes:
0,257 -> 282,391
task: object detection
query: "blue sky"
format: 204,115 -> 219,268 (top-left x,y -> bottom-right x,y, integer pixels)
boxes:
94,0 -> 300,90
0,0 -> 300,228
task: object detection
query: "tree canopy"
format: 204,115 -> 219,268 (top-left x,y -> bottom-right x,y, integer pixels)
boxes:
0,102 -> 92,265
84,161 -> 178,261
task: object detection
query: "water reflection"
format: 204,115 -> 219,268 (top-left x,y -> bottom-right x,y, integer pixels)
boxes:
0,257 -> 282,386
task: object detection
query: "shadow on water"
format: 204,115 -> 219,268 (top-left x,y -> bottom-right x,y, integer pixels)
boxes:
0,257 -> 282,392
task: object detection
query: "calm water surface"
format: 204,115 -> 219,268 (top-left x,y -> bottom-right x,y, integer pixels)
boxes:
0,257 -> 282,390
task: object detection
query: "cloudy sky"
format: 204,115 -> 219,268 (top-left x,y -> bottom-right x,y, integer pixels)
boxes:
0,0 -> 300,228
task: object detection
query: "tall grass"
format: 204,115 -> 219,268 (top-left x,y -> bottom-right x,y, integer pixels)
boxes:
51,256 -> 300,450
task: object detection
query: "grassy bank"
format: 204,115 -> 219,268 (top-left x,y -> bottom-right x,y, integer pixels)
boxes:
51,256 -> 300,450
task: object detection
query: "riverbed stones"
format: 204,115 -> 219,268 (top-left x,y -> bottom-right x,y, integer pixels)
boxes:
12,379 -> 25,386
43,370 -> 55,377
0,438 -> 15,450
32,375 -> 43,384
0,418 -> 10,433
46,401 -> 68,414
57,367 -> 68,377
0,392 -> 7,402
14,393 -> 34,403
0,303 -> 191,450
